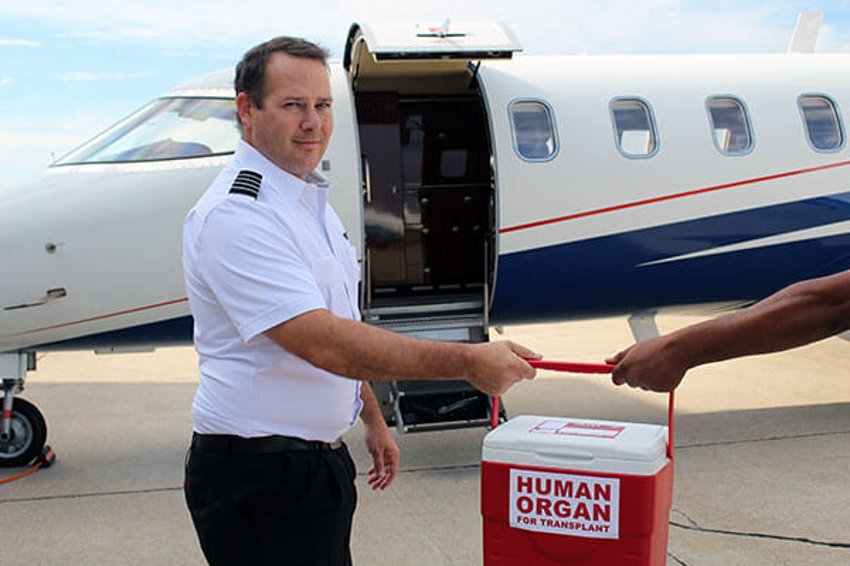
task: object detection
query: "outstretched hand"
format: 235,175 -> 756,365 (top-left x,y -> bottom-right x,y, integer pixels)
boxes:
466,341 -> 539,396
606,337 -> 687,393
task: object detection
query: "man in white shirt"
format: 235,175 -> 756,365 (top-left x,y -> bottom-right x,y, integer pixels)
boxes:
183,36 -> 538,565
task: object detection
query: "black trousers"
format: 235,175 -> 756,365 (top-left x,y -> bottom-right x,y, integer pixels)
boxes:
184,435 -> 357,565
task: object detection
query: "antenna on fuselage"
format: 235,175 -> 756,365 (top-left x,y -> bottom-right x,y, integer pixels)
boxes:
430,19 -> 451,38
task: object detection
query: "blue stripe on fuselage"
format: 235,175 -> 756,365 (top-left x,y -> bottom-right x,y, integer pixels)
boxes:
36,316 -> 194,351
491,192 -> 850,324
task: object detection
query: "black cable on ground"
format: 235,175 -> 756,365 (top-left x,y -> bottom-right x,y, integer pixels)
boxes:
670,520 -> 850,549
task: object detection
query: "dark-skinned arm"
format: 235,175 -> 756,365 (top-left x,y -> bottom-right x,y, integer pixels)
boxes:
607,270 -> 850,392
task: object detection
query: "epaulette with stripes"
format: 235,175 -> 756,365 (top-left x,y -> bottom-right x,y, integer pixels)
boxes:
229,170 -> 262,199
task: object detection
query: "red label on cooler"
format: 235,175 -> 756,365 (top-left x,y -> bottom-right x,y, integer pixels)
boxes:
529,420 -> 625,439
509,469 -> 620,539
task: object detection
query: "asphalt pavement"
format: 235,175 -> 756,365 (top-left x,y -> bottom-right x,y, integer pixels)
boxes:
1,315 -> 848,565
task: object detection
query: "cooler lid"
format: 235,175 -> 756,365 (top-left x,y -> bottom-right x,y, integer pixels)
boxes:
483,415 -> 668,475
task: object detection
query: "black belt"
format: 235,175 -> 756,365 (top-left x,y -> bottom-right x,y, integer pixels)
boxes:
192,433 -> 343,455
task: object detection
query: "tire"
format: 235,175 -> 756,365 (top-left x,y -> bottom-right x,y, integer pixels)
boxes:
0,397 -> 47,468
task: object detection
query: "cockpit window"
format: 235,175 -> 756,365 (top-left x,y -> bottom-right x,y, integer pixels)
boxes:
54,97 -> 239,165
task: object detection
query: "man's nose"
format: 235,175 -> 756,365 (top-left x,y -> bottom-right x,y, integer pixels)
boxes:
301,107 -> 320,130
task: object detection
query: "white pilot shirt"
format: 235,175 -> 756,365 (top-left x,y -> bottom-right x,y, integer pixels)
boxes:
183,140 -> 362,442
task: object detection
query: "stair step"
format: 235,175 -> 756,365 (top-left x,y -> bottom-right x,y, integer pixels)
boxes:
366,299 -> 483,317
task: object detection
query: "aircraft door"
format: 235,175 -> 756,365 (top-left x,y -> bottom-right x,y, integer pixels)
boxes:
345,20 -> 517,431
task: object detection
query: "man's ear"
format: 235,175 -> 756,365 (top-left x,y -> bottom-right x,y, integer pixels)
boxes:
236,92 -> 255,132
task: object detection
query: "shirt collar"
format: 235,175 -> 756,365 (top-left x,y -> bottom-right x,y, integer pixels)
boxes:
234,139 -> 330,206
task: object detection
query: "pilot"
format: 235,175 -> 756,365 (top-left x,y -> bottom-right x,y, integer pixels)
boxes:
181,36 -> 537,565
607,269 -> 850,392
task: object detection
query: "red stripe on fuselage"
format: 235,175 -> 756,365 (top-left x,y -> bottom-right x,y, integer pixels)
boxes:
14,298 -> 189,336
499,160 -> 850,234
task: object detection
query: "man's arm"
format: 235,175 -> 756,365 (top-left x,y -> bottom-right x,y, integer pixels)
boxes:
607,270 -> 850,392
264,309 -> 538,396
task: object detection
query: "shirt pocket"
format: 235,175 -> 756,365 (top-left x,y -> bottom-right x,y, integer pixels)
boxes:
310,255 -> 351,318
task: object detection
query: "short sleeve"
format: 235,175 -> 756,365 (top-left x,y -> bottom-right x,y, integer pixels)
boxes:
197,200 -> 326,342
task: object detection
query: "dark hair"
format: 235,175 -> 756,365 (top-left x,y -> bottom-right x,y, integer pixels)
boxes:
234,36 -> 330,109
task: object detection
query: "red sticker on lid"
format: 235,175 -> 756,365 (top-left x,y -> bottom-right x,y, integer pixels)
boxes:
529,420 -> 625,439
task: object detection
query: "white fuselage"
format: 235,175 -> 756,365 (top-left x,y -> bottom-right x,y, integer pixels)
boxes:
2,50 -> 849,353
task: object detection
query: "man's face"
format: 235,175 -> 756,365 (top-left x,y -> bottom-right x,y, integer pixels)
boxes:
238,52 -> 333,180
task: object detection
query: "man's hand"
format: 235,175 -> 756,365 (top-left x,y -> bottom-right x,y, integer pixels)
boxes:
464,341 -> 539,396
606,336 -> 687,392
363,418 -> 399,491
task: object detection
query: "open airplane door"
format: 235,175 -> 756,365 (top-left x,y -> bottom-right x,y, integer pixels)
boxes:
344,21 -> 521,432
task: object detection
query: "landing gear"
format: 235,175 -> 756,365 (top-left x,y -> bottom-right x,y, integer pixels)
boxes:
1,352 -> 47,468
0,396 -> 47,468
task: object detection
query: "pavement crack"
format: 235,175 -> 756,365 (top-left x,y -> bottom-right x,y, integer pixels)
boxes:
0,486 -> 182,504
669,518 -> 850,549
666,551 -> 689,566
671,507 -> 699,528
397,463 -> 479,474
677,429 -> 850,451
1,465 -> 478,505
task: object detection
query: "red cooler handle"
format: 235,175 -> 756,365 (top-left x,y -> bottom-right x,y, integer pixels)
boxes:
667,390 -> 675,460
489,359 -> 614,429
491,359 -> 675,460
527,359 -> 615,373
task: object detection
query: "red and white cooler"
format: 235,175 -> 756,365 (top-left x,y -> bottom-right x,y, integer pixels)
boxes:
481,414 -> 673,565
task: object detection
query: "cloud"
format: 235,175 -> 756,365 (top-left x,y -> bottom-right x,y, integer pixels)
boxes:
0,37 -> 41,47
5,0 -> 846,55
0,1 -> 345,51
818,22 -> 850,51
58,70 -> 153,82
0,76 -> 10,87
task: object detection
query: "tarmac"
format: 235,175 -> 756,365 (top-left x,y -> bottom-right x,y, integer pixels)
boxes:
1,314 -> 848,565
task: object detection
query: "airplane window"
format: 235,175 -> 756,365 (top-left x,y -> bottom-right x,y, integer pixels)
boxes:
611,98 -> 657,157
509,100 -> 557,161
54,97 -> 239,165
799,95 -> 844,152
707,97 -> 753,155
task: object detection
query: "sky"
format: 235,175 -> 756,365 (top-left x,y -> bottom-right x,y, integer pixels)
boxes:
2,0 -> 850,189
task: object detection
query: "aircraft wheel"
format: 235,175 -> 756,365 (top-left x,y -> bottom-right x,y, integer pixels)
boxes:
0,397 -> 47,468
